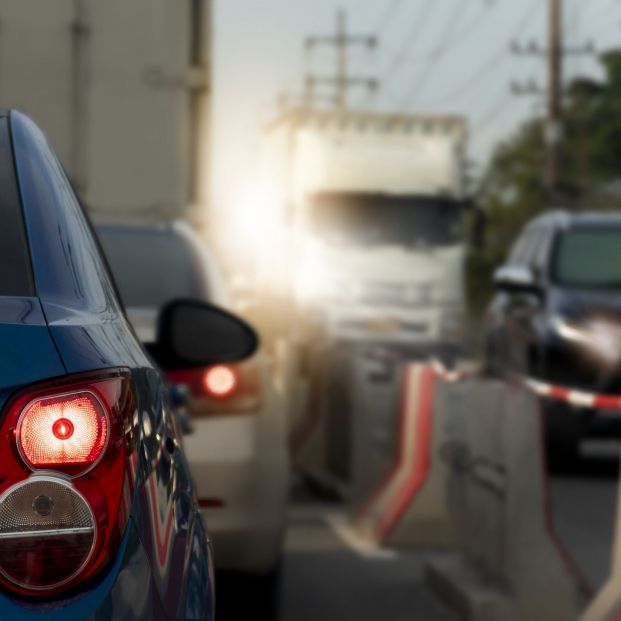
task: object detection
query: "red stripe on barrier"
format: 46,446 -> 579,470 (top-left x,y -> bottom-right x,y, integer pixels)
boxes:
594,395 -> 621,410
373,366 -> 436,541
549,385 -> 570,401
354,363 -> 412,521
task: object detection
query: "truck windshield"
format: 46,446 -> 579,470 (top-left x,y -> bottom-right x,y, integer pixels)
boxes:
553,228 -> 621,288
307,193 -> 463,247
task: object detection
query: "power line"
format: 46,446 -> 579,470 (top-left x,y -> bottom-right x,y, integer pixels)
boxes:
417,1 -> 500,63
398,0 -> 479,106
380,0 -> 437,84
374,0 -> 406,35
305,9 -> 378,108
412,0 -> 541,109
472,89 -> 515,133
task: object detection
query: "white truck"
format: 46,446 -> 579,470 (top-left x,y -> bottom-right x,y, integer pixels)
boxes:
256,108 -> 469,358
0,0 -> 211,226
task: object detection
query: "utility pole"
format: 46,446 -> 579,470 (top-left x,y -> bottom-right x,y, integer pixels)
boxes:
511,0 -> 593,203
546,0 -> 563,198
305,9 -> 378,109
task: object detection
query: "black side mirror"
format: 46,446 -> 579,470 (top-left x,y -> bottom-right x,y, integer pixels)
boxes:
154,299 -> 259,369
493,265 -> 542,297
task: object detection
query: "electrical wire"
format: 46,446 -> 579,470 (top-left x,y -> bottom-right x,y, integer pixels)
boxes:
374,0 -> 406,36
399,0 -> 482,105
380,0 -> 437,84
410,0 -> 541,109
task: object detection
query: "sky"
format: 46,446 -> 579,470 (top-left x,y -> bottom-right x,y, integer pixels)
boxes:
212,0 -> 621,208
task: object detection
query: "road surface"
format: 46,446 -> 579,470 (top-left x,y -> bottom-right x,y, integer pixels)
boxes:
549,441 -> 620,594
217,491 -> 457,620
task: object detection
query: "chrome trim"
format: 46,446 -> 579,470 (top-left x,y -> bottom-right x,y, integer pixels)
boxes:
0,526 -> 94,540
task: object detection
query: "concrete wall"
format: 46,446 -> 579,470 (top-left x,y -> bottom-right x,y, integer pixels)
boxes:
0,0 -> 211,224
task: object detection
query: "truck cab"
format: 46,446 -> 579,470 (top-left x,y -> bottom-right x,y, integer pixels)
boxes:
264,108 -> 469,357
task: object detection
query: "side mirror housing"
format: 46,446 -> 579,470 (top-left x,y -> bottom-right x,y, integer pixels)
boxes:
493,265 -> 542,296
153,299 -> 259,369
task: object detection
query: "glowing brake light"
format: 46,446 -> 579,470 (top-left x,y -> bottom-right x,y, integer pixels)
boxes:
203,365 -> 238,398
0,371 -> 137,596
166,359 -> 263,415
17,391 -> 109,475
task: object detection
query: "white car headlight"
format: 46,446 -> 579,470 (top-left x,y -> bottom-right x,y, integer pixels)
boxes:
552,316 -> 621,364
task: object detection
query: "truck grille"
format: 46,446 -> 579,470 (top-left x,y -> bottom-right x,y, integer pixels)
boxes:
356,281 -> 432,308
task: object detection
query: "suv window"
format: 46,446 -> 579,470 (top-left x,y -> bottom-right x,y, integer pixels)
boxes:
532,228 -> 552,274
510,229 -> 538,266
552,227 -> 621,288
525,229 -> 543,268
0,116 -> 34,297
97,226 -> 210,309
509,234 -> 529,265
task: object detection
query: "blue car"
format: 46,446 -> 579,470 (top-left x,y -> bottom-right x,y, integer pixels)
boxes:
0,110 -> 258,618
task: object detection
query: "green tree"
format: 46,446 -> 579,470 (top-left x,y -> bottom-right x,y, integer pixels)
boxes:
468,49 -> 621,316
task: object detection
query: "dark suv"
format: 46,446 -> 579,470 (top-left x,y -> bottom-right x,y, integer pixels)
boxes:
486,210 -> 621,460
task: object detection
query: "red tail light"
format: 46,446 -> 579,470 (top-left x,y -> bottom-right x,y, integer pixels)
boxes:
0,370 -> 136,596
17,391 -> 109,475
167,358 -> 262,415
202,365 -> 238,399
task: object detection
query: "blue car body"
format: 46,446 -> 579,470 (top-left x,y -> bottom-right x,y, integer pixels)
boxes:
0,110 -> 215,619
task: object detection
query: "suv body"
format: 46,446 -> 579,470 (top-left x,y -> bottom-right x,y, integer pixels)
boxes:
486,211 -> 621,455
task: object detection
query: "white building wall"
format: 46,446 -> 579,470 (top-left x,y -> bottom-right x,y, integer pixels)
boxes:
0,0 -> 75,168
0,0 -> 210,222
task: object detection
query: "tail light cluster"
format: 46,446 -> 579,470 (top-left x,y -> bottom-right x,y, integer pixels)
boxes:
167,359 -> 262,415
0,370 -> 135,596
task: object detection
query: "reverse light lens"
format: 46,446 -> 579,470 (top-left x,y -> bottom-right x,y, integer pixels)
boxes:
17,391 -> 109,475
203,365 -> 238,398
0,477 -> 95,590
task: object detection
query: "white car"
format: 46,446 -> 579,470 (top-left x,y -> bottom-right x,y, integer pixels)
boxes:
96,220 -> 289,606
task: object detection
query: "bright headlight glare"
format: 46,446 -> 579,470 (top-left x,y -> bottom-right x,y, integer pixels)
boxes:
295,260 -> 329,302
552,317 -> 585,343
553,316 -> 621,364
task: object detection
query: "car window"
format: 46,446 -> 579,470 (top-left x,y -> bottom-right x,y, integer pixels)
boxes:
0,116 -> 34,297
552,228 -> 621,288
533,228 -> 552,273
509,233 -> 529,265
524,229 -> 542,268
97,227 -> 210,309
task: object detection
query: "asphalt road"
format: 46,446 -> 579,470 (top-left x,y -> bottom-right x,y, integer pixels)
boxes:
549,441 -> 620,594
217,495 -> 457,621
216,351 -> 621,619
215,462 -> 621,620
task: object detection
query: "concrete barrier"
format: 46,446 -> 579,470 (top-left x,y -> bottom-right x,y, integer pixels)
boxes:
291,344 -> 406,500
351,362 -> 473,546
427,380 -> 588,621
